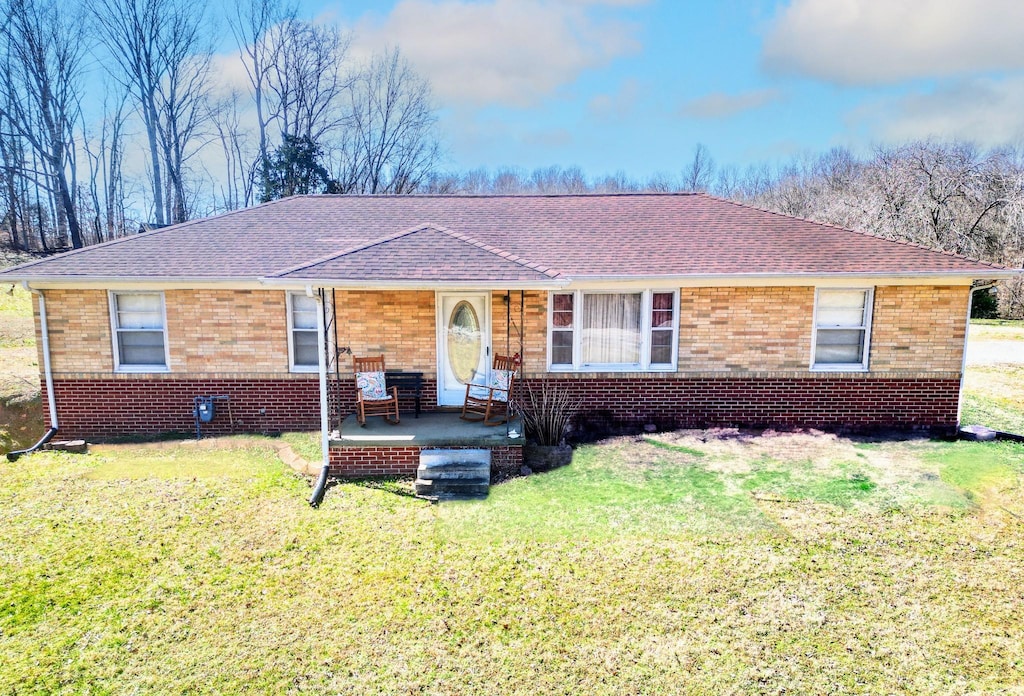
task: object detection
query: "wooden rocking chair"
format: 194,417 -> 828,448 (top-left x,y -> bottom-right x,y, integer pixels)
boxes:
461,354 -> 520,426
353,356 -> 400,426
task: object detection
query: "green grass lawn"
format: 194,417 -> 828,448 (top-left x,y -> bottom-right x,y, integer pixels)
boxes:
2,434 -> 1022,694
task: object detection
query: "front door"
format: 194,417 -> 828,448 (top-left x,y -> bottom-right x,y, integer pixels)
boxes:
437,293 -> 490,406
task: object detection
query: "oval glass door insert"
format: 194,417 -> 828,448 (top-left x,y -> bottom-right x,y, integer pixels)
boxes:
447,300 -> 482,383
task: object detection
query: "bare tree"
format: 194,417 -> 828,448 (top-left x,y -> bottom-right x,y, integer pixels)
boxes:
229,0 -> 296,189
210,90 -> 255,210
335,48 -> 440,194
682,143 -> 715,192
91,0 -> 166,225
0,0 -> 86,248
91,0 -> 212,225
154,6 -> 214,223
267,19 -> 350,143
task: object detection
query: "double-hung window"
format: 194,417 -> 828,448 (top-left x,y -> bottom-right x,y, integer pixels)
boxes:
548,290 -> 678,371
288,292 -> 319,371
110,291 -> 169,371
812,288 -> 873,371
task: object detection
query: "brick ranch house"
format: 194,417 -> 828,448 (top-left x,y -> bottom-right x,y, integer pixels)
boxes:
0,193 -> 1016,475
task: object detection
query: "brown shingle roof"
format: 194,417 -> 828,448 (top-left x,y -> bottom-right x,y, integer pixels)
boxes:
271,224 -> 561,282
0,193 -> 1012,283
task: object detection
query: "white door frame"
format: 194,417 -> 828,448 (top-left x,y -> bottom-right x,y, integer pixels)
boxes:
436,291 -> 491,406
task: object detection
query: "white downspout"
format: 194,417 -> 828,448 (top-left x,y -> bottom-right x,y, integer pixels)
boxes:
308,285 -> 330,469
24,282 -> 58,430
958,281 -> 998,425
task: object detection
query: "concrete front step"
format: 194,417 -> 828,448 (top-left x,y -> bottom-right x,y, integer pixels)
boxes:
416,448 -> 491,501
414,478 -> 489,499
417,463 -> 490,480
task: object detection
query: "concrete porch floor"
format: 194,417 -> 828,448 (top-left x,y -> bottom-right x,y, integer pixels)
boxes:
331,411 -> 524,448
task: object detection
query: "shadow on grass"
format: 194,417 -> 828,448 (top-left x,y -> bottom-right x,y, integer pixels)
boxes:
338,476 -> 418,498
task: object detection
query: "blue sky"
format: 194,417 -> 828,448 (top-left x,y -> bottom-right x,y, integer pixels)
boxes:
219,0 -> 1024,181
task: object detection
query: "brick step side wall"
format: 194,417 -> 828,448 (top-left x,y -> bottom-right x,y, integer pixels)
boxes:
47,374 -> 961,440
328,445 -> 523,478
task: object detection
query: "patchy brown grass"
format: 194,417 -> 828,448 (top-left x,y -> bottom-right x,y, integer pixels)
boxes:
1,436 -> 1022,694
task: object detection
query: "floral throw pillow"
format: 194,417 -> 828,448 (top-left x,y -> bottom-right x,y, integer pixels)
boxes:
356,370 -> 388,400
488,369 -> 512,402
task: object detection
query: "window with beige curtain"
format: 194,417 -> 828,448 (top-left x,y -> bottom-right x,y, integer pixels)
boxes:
581,293 -> 642,364
549,290 -> 677,370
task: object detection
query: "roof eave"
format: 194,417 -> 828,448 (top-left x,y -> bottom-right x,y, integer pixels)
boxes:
567,270 -> 1020,286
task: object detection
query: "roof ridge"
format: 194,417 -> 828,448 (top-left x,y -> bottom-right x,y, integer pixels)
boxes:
0,197 -> 298,276
431,226 -> 562,278
302,192 -> 700,200
266,223 -> 440,277
697,193 -> 1010,271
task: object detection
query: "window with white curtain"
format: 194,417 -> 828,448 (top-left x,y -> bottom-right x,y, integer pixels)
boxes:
109,291 -> 169,371
549,290 -> 678,371
288,292 -> 319,371
812,288 -> 873,370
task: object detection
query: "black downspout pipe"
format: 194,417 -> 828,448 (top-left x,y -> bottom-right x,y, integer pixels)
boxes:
6,427 -> 58,462
309,464 -> 330,508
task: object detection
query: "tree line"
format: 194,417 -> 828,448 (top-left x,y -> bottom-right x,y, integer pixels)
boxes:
1,1 -> 1020,313
0,0 -> 440,251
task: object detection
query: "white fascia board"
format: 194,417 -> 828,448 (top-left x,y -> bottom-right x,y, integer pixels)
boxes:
14,277 -> 269,290
565,272 -> 1017,289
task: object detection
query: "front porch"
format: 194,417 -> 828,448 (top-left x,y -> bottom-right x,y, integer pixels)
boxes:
327,411 -> 525,478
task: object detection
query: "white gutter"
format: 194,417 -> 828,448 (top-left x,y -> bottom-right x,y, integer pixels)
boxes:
564,270 -> 1021,283
958,281 -> 999,425
23,282 -> 58,430
309,285 -> 330,470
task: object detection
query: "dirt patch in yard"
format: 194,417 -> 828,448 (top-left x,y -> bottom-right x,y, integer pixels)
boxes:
647,427 -> 869,473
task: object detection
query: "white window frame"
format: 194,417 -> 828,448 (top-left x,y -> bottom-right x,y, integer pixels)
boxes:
547,289 -> 679,372
108,291 -> 170,373
287,291 -> 320,373
810,287 -> 874,372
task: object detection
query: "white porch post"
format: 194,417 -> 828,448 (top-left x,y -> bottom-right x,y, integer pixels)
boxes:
309,285 -> 330,468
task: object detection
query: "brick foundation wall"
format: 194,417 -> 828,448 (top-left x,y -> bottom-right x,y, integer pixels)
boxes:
47,372 -> 962,441
328,445 -> 523,478
48,376 -> 323,438
521,374 -> 963,436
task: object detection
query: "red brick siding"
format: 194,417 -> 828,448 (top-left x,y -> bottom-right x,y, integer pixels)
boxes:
521,375 -> 961,436
49,377 -> 323,438
328,445 -> 523,478
47,373 -> 961,441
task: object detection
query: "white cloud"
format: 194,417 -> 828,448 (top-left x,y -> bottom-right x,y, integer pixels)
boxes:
351,0 -> 643,108
680,88 -> 783,119
587,78 -> 644,120
848,76 -> 1024,144
763,0 -> 1024,85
